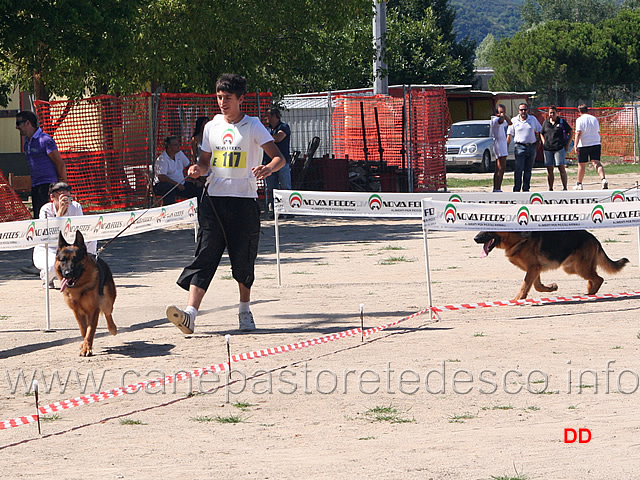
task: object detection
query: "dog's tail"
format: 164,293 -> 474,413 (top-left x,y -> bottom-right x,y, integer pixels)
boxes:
597,245 -> 629,274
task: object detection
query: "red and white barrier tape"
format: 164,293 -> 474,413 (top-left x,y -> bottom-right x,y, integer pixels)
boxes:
3,290 -> 638,431
0,306 -> 431,430
430,290 -> 640,312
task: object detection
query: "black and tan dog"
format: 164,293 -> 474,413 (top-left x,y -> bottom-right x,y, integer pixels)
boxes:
55,231 -> 117,356
474,230 -> 629,300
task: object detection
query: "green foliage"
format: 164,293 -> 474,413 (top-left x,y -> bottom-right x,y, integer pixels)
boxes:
451,0 -> 524,46
475,33 -> 497,67
385,0 -> 476,85
521,0 -> 619,28
489,10 -> 640,103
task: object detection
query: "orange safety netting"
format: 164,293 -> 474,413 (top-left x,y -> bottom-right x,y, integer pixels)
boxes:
35,93 -> 152,213
0,171 -> 32,222
331,89 -> 449,192
534,106 -> 637,162
155,92 -> 274,160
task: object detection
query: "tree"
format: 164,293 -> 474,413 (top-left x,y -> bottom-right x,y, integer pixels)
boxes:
489,19 -> 623,104
385,0 -> 476,85
520,0 -> 618,29
474,34 -> 496,68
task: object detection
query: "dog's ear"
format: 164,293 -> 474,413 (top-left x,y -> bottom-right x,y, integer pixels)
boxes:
73,230 -> 86,249
58,231 -> 70,249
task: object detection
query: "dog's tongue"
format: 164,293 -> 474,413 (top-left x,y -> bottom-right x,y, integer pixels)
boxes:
480,243 -> 490,258
60,278 -> 68,292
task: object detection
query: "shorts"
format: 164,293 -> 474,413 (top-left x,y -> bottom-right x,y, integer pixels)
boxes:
578,144 -> 601,163
543,149 -> 567,167
177,196 -> 260,292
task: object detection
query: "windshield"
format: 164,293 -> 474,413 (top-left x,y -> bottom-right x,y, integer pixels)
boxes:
449,124 -> 490,139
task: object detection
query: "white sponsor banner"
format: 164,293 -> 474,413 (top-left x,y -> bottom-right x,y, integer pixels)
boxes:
274,188 -> 639,218
421,198 -> 640,231
0,198 -> 198,251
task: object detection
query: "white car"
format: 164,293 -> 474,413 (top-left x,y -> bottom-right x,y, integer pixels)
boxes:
445,120 -> 515,172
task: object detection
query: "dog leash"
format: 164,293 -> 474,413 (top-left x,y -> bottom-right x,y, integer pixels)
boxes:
96,179 -> 187,257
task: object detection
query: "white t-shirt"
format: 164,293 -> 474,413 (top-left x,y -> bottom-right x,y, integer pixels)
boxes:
154,150 -> 190,184
575,113 -> 601,147
201,114 -> 273,198
507,115 -> 542,144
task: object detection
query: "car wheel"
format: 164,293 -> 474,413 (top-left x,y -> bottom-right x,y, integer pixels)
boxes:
479,150 -> 492,173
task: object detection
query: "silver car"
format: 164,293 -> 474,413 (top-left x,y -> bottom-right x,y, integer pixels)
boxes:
445,120 -> 514,172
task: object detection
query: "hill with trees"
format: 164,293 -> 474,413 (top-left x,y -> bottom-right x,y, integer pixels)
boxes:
450,0 -> 524,45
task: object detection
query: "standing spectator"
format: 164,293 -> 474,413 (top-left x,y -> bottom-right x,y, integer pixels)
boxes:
16,110 -> 67,275
262,108 -> 292,214
573,104 -> 607,190
153,136 -> 202,205
33,182 -> 97,289
490,103 -> 511,192
166,73 -> 284,334
540,105 -> 572,191
190,116 -> 210,162
507,103 -> 542,192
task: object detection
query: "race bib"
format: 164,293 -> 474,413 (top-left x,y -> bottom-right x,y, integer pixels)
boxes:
211,150 -> 247,169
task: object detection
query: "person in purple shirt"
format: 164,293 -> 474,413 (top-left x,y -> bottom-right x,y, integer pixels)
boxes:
16,111 -> 67,218
16,110 -> 67,275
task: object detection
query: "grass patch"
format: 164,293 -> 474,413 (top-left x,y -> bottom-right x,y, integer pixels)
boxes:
232,401 -> 255,412
220,274 -> 233,280
612,345 -> 622,350
379,244 -> 407,251
40,414 -> 61,422
0,315 -> 8,321
568,405 -> 577,410
491,405 -> 514,411
119,419 -> 146,425
526,406 -> 540,411
185,391 -> 205,398
358,436 -> 376,440
191,414 -> 246,424
292,270 -> 313,275
473,332 -> 486,337
378,255 -> 415,265
448,412 -> 476,423
364,405 -> 415,423
490,474 -> 529,480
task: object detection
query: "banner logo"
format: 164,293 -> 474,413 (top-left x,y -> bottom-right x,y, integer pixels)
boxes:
591,204 -> 605,223
93,216 -> 104,233
444,203 -> 457,223
448,194 -> 462,203
25,221 -> 36,241
127,212 -> 136,226
611,191 -> 626,202
157,208 -> 167,223
529,193 -> 544,204
64,218 -> 72,234
289,192 -> 303,208
188,201 -> 196,217
222,128 -> 235,145
368,194 -> 382,210
517,206 -> 530,225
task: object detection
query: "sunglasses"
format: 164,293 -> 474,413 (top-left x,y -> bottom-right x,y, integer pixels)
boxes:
519,108 -> 528,111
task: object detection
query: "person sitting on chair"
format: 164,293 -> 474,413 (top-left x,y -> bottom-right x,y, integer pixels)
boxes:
33,182 -> 97,289
153,136 -> 202,204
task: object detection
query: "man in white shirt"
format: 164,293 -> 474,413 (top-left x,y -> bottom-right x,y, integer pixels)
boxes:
490,103 -> 511,192
573,104 -> 608,190
507,103 -> 542,192
153,136 -> 202,204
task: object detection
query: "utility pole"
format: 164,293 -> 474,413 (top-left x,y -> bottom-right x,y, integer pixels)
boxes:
373,0 -> 388,95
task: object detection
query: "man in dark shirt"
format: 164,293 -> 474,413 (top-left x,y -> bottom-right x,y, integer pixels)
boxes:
262,108 -> 291,215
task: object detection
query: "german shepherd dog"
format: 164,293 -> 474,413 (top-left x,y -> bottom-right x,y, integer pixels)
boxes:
55,231 -> 117,356
474,230 -> 629,300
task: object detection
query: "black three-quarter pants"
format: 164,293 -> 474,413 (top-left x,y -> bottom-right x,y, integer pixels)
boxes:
177,196 -> 260,292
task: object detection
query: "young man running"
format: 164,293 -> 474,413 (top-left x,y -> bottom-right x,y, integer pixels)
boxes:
166,74 -> 284,333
